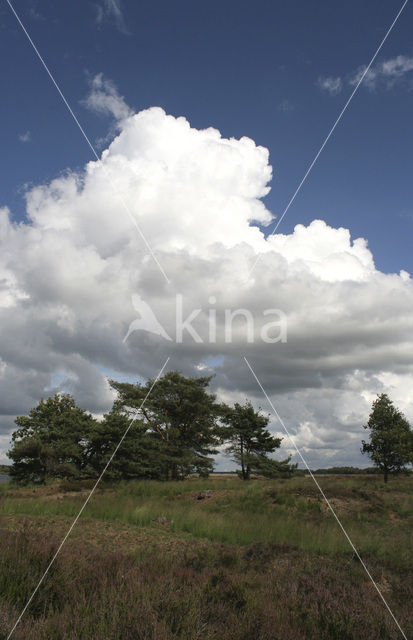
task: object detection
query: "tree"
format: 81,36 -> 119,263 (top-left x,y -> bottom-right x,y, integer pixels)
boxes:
361,394 -> 413,483
248,454 -> 297,478
221,401 -> 293,479
109,371 -> 222,480
86,410 -> 164,480
8,394 -> 96,484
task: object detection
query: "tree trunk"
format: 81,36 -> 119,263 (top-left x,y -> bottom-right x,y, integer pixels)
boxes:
240,441 -> 247,480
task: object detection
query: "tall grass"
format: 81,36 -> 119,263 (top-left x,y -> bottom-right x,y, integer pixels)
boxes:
1,476 -> 412,560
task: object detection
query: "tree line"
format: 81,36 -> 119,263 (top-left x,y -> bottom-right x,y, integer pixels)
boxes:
7,374 -> 413,485
7,371 -> 295,484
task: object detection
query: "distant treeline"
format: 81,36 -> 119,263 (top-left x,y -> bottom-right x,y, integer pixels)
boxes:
0,465 -> 10,474
306,466 -> 404,475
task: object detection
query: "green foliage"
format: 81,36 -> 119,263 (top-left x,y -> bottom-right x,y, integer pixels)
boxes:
8,394 -> 97,484
110,371 -> 222,480
87,410 -> 166,480
221,401 -> 290,479
362,393 -> 413,482
6,373 -> 295,485
248,454 -> 297,478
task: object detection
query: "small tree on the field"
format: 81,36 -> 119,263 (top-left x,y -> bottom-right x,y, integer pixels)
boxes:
361,394 -> 413,483
221,401 -> 293,479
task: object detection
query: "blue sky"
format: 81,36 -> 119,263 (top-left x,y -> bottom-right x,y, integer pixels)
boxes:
1,0 -> 412,275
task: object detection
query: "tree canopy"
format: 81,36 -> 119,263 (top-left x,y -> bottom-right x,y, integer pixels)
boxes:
86,410 -> 163,480
221,401 -> 295,479
361,393 -> 413,482
8,394 -> 96,483
110,371 -> 222,480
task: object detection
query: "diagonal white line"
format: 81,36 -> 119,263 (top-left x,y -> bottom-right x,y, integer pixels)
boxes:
5,0 -> 170,284
243,357 -> 407,640
247,0 -> 410,279
6,357 -> 170,640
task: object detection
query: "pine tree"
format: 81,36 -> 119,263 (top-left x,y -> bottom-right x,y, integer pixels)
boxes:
109,371 -> 221,480
361,393 -> 413,483
8,394 -> 96,483
221,401 -> 293,479
86,410 -> 164,480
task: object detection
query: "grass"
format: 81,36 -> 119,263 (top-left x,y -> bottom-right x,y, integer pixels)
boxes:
1,476 -> 412,556
0,474 -> 412,638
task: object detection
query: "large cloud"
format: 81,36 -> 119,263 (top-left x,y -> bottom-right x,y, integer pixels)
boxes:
1,94 -> 413,467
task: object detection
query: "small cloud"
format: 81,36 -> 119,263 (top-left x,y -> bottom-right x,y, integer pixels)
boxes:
349,55 -> 413,91
82,73 -> 132,122
278,99 -> 294,113
317,76 -> 343,96
18,131 -> 31,143
95,0 -> 130,35
28,6 -> 44,21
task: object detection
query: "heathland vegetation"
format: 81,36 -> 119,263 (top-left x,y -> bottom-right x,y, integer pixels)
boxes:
1,376 -> 413,638
0,475 -> 413,639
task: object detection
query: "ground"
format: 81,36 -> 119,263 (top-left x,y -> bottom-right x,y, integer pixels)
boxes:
0,474 -> 412,639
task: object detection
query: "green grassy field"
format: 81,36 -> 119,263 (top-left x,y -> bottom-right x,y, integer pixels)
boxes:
0,475 -> 412,639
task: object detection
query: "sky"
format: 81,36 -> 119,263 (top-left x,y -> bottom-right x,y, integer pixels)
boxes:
0,0 -> 413,469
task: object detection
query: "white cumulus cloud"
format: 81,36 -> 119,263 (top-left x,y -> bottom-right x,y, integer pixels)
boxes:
1,94 -> 413,468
